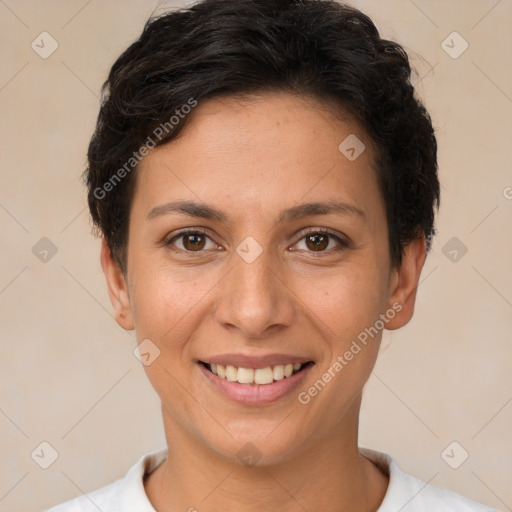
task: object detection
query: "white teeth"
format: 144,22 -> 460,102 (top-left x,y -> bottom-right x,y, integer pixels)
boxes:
207,362 -> 306,385
273,365 -> 284,381
237,367 -> 254,384
225,365 -> 238,381
254,367 -> 274,385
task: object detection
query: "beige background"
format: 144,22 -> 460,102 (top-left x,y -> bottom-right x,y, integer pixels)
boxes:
0,0 -> 511,511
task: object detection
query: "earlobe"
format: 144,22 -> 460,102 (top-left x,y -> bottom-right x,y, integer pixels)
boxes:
385,236 -> 427,331
100,238 -> 135,331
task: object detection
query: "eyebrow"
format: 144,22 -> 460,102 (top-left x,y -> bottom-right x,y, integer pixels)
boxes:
146,199 -> 366,223
146,200 -> 228,222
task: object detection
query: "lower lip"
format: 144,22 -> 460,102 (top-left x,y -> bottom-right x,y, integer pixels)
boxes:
198,363 -> 314,406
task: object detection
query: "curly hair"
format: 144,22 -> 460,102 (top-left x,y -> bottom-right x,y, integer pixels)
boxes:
84,0 -> 440,272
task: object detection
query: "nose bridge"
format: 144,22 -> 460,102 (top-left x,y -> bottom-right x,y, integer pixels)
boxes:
214,242 -> 293,337
235,248 -> 276,301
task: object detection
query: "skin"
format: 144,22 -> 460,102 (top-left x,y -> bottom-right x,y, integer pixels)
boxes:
101,92 -> 426,512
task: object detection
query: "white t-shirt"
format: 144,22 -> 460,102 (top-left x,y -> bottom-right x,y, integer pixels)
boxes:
45,447 -> 498,511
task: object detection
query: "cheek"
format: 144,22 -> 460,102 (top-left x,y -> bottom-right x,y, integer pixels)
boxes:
294,262 -> 387,341
127,262 -> 212,409
296,270 -> 385,423
127,258 -> 217,344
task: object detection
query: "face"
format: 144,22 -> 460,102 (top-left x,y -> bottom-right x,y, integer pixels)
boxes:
102,92 -> 425,465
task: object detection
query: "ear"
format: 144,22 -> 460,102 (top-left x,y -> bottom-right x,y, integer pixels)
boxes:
385,236 -> 427,330
100,238 -> 134,330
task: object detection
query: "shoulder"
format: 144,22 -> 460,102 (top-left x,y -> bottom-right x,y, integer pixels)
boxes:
43,448 -> 168,512
360,448 -> 499,512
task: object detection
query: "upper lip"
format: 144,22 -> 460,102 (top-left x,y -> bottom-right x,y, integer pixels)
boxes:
199,353 -> 314,369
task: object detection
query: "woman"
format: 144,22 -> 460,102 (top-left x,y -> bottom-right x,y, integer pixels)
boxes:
46,0 -> 497,510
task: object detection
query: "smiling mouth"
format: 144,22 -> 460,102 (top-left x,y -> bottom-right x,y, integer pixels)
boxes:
200,361 -> 314,385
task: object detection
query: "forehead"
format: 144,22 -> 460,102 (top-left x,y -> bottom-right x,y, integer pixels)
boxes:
134,92 -> 383,224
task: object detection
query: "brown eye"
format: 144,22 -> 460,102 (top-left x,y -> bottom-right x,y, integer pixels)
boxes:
293,230 -> 348,254
182,233 -> 206,251
167,230 -> 217,252
305,233 -> 329,251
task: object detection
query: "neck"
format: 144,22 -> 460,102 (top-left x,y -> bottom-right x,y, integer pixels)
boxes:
144,400 -> 388,512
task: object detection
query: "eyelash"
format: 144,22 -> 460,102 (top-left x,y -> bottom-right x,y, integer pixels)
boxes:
294,228 -> 350,254
164,227 -> 349,256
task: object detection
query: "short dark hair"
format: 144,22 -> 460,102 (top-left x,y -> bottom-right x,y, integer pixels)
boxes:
85,0 -> 440,271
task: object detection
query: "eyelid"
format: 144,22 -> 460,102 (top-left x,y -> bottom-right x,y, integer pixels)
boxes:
165,227 -> 211,242
164,227 -> 220,253
164,226 -> 350,254
291,227 -> 350,252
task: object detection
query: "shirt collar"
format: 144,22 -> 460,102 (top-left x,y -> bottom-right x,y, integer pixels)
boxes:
114,446 -> 402,511
115,446 -> 168,511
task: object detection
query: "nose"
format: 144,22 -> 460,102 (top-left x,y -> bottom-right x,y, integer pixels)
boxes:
213,247 -> 295,339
